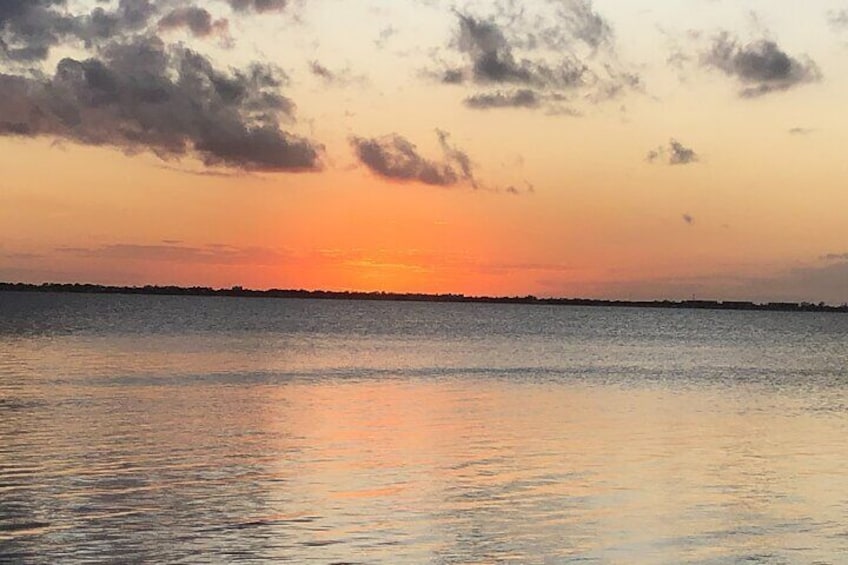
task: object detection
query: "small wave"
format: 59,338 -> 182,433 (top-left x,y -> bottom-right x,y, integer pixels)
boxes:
0,521 -> 51,533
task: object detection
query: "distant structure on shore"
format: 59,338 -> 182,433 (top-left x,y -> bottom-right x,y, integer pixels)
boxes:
2,282 -> 846,314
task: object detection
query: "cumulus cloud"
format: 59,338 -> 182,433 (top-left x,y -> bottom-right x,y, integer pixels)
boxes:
0,0 -> 159,61
701,32 -> 821,97
0,1 -> 320,172
350,130 -> 477,188
464,89 -> 540,109
647,139 -> 699,165
0,0 -> 76,62
437,1 -> 638,111
0,35 -> 321,171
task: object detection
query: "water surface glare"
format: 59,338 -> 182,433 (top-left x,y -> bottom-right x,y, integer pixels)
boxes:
2,292 -> 848,563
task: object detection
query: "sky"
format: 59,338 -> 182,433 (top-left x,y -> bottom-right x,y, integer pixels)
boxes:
1,0 -> 847,303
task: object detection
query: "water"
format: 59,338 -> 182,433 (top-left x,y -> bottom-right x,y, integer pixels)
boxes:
1,291 -> 848,564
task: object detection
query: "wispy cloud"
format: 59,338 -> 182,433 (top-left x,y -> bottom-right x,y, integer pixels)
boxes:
464,89 -> 541,109
56,243 -> 291,266
434,0 -> 639,112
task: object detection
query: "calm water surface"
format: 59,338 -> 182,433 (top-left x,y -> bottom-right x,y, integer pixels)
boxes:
1,291 -> 848,563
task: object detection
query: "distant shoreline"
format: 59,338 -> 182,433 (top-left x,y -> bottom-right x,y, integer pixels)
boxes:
2,282 -> 846,314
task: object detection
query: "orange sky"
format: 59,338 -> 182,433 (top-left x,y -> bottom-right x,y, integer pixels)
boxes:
1,1 -> 847,303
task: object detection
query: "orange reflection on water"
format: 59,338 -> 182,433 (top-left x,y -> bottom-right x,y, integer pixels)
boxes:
259,379 -> 848,563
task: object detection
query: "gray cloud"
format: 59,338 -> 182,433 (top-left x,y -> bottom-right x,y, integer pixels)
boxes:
350,130 -> 477,188
503,182 -> 535,196
0,0 -> 76,62
0,0 -> 158,61
701,32 -> 821,97
228,0 -> 289,13
438,1 -> 637,111
561,0 -> 613,49
682,213 -> 694,225
0,1 -> 320,172
821,252 -> 848,261
452,12 -> 588,88
308,60 -> 362,86
464,89 -> 540,109
375,25 -> 397,49
309,60 -> 334,81
76,1 -> 158,44
0,35 -> 321,171
159,7 -> 228,37
788,127 -> 813,135
749,260 -> 848,305
456,13 -> 535,84
827,9 -> 848,30
57,242 -> 290,266
647,139 -> 698,165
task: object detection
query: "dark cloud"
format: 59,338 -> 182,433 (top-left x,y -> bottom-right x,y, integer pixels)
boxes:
0,1 -> 320,173
454,13 -> 587,88
682,213 -> 694,225
647,139 -> 698,165
0,35 -> 321,171
309,60 -> 334,81
441,68 -> 465,84
457,13 -> 534,84
0,0 -> 75,62
497,0 -> 613,52
464,89 -> 540,109
228,0 -> 289,13
76,1 -> 159,44
701,32 -> 821,97
439,1 -> 637,111
159,7 -> 228,38
350,130 -> 477,188
307,60 -> 365,87
504,182 -> 535,196
0,0 -> 158,61
668,139 -> 698,165
562,0 -> 613,49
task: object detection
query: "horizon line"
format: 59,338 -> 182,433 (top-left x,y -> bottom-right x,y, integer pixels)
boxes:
2,281 -> 846,314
